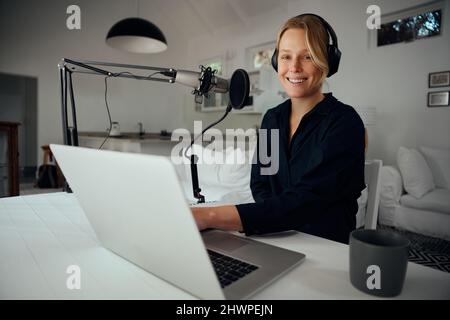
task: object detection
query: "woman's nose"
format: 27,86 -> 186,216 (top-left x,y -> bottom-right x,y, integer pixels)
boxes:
289,58 -> 303,72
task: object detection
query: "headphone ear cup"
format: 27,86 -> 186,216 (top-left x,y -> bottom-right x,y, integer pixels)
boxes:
271,49 -> 278,72
326,45 -> 341,77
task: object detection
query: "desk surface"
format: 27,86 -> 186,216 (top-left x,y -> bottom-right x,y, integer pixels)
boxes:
1,193 -> 449,300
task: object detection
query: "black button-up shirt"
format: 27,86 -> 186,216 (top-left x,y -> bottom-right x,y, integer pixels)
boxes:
236,93 -> 365,243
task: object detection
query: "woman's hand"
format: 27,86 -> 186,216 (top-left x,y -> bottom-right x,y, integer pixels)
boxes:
191,205 -> 243,232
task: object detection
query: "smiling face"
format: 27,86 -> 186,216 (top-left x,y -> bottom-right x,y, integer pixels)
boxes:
277,28 -> 324,100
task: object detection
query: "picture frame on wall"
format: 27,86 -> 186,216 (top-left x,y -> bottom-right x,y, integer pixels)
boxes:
248,70 -> 263,96
245,41 -> 276,72
198,56 -> 229,112
429,71 -> 450,88
427,91 -> 449,107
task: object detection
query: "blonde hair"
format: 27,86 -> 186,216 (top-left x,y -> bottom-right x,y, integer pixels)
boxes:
276,15 -> 329,86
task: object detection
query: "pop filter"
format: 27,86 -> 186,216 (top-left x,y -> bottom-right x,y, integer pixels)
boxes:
229,69 -> 250,110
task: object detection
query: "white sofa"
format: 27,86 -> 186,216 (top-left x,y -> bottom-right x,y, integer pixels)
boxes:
379,146 -> 450,240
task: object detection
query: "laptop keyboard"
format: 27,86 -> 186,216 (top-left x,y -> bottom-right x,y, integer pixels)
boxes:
207,249 -> 259,288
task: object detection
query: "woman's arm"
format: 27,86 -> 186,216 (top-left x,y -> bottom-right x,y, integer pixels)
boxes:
191,205 -> 243,231
250,160 -> 272,201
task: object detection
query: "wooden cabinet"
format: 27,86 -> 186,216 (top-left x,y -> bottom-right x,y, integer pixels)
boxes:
0,122 -> 20,197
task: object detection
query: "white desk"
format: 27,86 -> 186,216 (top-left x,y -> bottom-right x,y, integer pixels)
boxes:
1,193 -> 449,300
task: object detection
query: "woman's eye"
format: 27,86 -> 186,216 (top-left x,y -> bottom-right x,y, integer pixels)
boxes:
280,55 -> 290,60
304,55 -> 312,60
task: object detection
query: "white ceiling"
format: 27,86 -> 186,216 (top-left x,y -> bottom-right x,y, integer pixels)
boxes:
146,0 -> 291,38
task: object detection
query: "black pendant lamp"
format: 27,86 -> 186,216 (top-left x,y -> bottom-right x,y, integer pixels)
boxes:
106,17 -> 167,53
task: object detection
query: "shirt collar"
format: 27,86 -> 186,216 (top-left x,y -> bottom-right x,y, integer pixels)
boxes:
312,93 -> 336,115
282,92 -> 336,118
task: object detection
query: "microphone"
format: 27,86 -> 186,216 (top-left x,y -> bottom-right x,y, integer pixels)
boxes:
174,68 -> 228,95
170,66 -> 250,110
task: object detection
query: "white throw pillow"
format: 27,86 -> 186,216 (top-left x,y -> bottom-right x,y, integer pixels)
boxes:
397,146 -> 435,199
182,145 -> 253,196
219,147 -> 252,188
420,146 -> 450,190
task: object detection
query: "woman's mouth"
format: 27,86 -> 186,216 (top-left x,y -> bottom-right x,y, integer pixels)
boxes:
287,77 -> 307,84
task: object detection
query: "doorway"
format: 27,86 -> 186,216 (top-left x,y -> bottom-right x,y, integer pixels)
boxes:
0,73 -> 38,192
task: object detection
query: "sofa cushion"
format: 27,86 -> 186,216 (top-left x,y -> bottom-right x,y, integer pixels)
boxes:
379,166 -> 403,206
420,146 -> 450,189
400,188 -> 450,215
397,146 -> 435,199
356,187 -> 368,228
173,145 -> 254,204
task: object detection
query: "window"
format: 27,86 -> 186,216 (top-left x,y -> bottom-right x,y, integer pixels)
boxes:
377,7 -> 442,47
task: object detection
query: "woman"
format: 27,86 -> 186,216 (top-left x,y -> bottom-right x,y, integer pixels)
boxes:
191,14 -> 365,244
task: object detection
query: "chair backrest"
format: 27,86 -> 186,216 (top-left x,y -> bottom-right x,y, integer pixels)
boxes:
364,159 -> 383,229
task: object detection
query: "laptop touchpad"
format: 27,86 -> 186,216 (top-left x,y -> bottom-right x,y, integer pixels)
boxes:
206,233 -> 249,252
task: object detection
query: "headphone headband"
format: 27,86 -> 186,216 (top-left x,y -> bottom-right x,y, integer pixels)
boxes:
295,13 -> 338,48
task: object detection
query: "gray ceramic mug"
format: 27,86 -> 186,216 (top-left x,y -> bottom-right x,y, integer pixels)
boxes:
349,229 -> 410,297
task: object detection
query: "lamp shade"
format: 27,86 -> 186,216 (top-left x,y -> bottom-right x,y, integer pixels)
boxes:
106,17 -> 167,53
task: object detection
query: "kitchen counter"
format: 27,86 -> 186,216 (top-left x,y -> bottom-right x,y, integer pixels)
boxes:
78,130 -> 257,155
79,131 -> 174,141
78,132 -> 179,156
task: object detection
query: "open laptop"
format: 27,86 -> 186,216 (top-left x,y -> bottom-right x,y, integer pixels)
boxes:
50,144 -> 305,300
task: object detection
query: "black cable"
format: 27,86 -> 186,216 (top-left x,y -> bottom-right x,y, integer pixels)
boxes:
98,70 -> 164,150
183,103 -> 233,204
183,104 -> 232,159
112,71 -> 163,80
98,76 -> 113,149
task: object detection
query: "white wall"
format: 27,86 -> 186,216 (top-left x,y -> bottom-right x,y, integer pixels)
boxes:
184,0 -> 450,165
1,0 -> 449,166
323,0 -> 450,165
0,0 -> 190,163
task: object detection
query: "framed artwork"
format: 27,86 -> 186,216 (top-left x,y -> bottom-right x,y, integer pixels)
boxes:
245,41 -> 276,72
248,70 -> 263,97
429,71 -> 450,88
199,56 -> 229,112
427,91 -> 449,107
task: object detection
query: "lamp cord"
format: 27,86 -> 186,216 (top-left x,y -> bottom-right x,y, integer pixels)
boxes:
99,70 -> 163,149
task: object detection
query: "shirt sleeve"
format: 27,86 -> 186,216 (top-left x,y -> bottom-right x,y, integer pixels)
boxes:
236,110 -> 366,235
